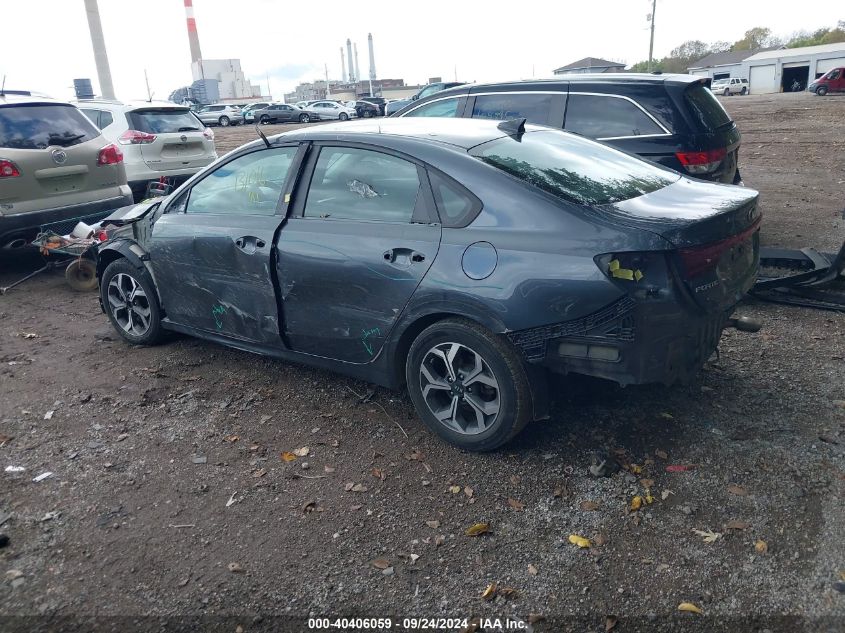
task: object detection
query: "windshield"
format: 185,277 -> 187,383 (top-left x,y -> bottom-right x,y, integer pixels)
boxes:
0,103 -> 99,149
127,109 -> 203,133
471,129 -> 678,205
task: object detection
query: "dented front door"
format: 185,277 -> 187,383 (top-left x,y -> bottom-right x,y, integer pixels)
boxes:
149,145 -> 302,345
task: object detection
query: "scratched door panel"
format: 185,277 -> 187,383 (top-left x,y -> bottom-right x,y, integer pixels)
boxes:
277,218 -> 441,363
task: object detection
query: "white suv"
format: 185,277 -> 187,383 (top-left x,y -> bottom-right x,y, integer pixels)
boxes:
195,104 -> 244,127
77,100 -> 218,201
711,77 -> 749,96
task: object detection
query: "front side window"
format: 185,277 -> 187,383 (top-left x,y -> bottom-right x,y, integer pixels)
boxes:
404,98 -> 460,118
185,147 -> 297,215
828,69 -> 841,80
565,95 -> 665,139
471,93 -> 553,125
304,147 -> 420,222
471,129 -> 678,206
417,84 -> 444,99
0,104 -> 100,149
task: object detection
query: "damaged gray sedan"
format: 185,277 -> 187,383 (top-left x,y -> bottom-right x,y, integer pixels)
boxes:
95,118 -> 761,451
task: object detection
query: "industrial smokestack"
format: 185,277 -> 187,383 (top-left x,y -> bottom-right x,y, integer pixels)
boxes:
354,43 -> 360,86
183,0 -> 203,64
367,33 -> 376,80
83,0 -> 115,99
346,39 -> 355,82
340,47 -> 347,83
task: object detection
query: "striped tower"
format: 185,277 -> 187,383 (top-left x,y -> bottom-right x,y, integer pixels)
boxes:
184,0 -> 203,63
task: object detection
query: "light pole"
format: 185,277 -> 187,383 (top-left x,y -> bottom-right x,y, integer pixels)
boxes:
647,0 -> 657,72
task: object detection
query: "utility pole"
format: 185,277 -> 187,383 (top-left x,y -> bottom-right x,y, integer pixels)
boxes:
647,0 -> 657,72
144,69 -> 152,101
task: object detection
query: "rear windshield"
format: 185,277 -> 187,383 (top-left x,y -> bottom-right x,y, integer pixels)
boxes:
0,103 -> 99,149
471,129 -> 678,205
685,84 -> 732,130
126,109 -> 203,133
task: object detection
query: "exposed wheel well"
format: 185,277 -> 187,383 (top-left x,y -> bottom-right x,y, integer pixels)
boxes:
96,249 -> 125,280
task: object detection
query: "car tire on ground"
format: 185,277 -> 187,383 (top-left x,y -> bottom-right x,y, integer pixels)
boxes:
260,114 -> 270,124
299,113 -> 310,123
100,259 -> 164,346
363,110 -> 372,118
339,113 -> 349,121
405,318 -> 533,452
219,116 -> 230,127
741,87 -> 748,95
723,88 -> 730,96
816,86 -> 828,96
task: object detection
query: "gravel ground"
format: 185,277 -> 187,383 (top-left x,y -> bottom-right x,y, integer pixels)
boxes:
0,93 -> 843,633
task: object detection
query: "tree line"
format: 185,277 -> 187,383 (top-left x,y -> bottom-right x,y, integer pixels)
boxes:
628,21 -> 845,73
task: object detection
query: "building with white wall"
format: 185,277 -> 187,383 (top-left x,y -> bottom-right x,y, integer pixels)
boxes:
687,48 -> 780,80
191,59 -> 262,100
740,43 -> 845,94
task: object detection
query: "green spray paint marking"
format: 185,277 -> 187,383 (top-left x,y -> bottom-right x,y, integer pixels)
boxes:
362,327 -> 382,356
212,304 -> 227,329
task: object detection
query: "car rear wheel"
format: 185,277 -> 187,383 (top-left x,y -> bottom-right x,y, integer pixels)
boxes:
101,259 -> 164,346
299,113 -> 310,123
260,114 -> 270,124
219,116 -> 230,127
741,87 -> 748,95
723,88 -> 730,96
406,318 -> 532,451
339,112 -> 349,121
816,86 -> 828,96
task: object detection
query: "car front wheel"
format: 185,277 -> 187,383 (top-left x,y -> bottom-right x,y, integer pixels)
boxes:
816,86 -> 828,96
299,113 -> 310,123
741,86 -> 748,95
339,112 -> 349,121
219,116 -> 230,127
260,114 -> 270,124
723,88 -> 730,96
100,259 -> 164,346
406,318 -> 533,451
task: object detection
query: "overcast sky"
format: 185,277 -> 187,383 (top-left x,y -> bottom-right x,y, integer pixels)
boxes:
3,0 -> 841,101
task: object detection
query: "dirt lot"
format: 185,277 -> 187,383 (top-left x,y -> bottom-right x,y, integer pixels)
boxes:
1,93 -> 843,632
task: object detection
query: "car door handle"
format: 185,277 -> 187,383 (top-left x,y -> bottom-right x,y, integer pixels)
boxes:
235,236 -> 266,254
383,249 -> 395,262
411,251 -> 425,263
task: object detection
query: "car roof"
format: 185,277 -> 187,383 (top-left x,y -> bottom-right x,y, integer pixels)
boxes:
271,117 -> 526,150
0,94 -> 74,108
74,99 -> 191,111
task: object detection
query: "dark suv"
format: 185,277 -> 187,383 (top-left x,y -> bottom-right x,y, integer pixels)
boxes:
394,74 -> 742,184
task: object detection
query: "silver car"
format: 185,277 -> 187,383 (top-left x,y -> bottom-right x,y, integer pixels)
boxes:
195,104 -> 244,127
304,101 -> 357,121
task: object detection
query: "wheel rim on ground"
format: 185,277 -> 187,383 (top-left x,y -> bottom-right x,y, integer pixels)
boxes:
419,341 -> 501,435
107,273 -> 152,337
219,116 -> 229,126
340,113 -> 348,121
300,114 -> 309,123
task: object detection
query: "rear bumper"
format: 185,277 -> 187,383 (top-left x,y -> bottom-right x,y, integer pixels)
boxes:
509,297 -> 731,386
0,188 -> 134,242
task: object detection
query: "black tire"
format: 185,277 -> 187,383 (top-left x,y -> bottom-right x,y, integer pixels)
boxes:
219,116 -> 230,127
100,259 -> 164,346
299,113 -> 310,123
260,114 -> 270,124
723,88 -> 730,96
405,318 -> 533,451
339,112 -> 349,121
741,86 -> 747,95
363,110 -> 373,118
816,86 -> 828,96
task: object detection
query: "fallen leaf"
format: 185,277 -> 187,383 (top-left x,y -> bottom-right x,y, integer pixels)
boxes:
568,534 -> 591,548
639,478 -> 655,489
661,489 -> 674,500
464,486 -> 474,498
677,602 -> 703,614
605,615 -> 618,631
629,464 -> 643,475
252,468 -> 267,478
666,464 -> 696,472
527,615 -> 545,624
580,500 -> 599,511
755,539 -> 768,554
281,451 -> 297,462
224,434 -> 239,443
507,498 -> 525,511
425,520 -> 440,529
371,558 -> 391,570
449,485 -> 461,494
630,496 -> 643,512
407,450 -> 424,461
371,467 -> 386,480
249,444 -> 260,451
351,483 -> 368,493
465,522 -> 490,537
227,562 -> 244,573
499,586 -> 517,598
528,564 -> 538,576
481,583 -> 497,601
726,520 -> 751,530
727,484 -> 748,496
655,449 -> 668,460
693,528 -> 722,543
292,446 -> 310,457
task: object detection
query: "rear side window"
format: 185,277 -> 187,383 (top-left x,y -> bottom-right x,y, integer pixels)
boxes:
471,129 -> 677,206
565,95 -> 664,139
127,109 -> 202,133
404,98 -> 460,118
684,84 -> 732,130
471,93 -> 553,125
0,104 -> 99,149
429,171 -> 481,227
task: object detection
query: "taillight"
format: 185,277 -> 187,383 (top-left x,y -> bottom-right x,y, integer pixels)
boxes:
675,147 -> 727,174
203,127 -> 214,140
678,218 -> 761,278
97,143 -> 124,166
0,159 -> 21,178
118,129 -> 157,145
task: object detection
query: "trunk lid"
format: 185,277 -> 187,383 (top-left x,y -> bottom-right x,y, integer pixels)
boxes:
604,178 -> 761,310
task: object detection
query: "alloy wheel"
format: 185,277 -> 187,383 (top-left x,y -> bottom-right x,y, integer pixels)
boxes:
419,342 -> 501,435
107,273 -> 152,337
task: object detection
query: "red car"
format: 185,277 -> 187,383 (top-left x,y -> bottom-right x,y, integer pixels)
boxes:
809,67 -> 845,96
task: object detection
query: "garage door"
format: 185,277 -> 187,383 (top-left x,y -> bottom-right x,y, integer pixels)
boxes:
817,57 -> 845,74
750,64 -> 777,94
